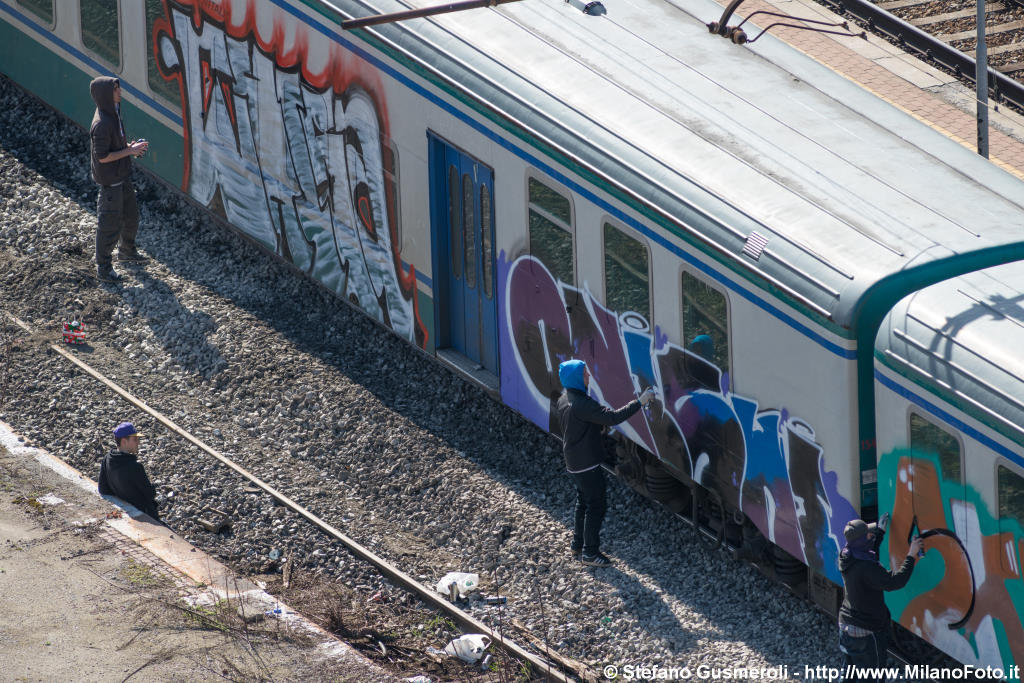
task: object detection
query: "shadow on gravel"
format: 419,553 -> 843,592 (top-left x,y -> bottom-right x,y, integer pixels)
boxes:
125,268 -> 223,377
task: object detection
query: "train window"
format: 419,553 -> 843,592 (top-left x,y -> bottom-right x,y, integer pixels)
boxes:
528,177 -> 574,285
481,184 -> 493,299
17,0 -> 53,24
681,271 -> 730,374
603,223 -> 650,319
146,0 -> 180,103
448,166 -> 461,279
462,174 -> 476,287
909,414 -> 962,484
998,465 -> 1024,532
81,0 -> 121,69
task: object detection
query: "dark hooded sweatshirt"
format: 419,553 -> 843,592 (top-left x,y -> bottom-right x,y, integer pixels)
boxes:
838,530 -> 916,632
98,449 -> 159,519
556,362 -> 641,473
89,76 -> 131,186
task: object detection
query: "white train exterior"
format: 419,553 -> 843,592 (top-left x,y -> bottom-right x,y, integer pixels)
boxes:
2,0 -> 1024,673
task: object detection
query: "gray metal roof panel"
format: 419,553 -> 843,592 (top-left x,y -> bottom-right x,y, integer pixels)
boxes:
880,263 -> 1024,443
322,0 -> 1024,325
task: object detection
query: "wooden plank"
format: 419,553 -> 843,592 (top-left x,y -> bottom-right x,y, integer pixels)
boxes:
968,40 -> 1024,57
877,0 -> 934,11
909,3 -> 1004,27
939,19 -> 1024,42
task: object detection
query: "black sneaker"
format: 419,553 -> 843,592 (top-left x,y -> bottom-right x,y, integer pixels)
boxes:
117,250 -> 149,262
581,552 -> 612,568
96,267 -> 122,283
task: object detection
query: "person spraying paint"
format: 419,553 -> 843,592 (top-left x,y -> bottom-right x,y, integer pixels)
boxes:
837,513 -> 923,681
556,359 -> 654,568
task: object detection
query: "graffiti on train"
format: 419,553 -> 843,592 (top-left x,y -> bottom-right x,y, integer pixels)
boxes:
152,0 -> 426,345
500,255 -> 856,582
878,451 -> 1024,674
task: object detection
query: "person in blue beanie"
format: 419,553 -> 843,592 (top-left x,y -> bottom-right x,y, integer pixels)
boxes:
98,421 -> 160,521
837,514 -> 922,681
556,359 -> 654,567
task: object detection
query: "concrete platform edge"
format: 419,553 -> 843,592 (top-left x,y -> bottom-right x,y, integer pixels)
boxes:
0,418 -> 383,673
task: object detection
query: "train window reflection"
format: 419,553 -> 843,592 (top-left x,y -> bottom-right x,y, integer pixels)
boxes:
449,166 -> 461,279
18,0 -> 53,24
682,271 -> 730,374
603,223 -> 649,320
81,0 -> 121,69
998,465 -> 1024,533
481,185 -> 493,299
528,177 -> 574,286
909,414 -> 962,484
146,0 -> 179,103
463,173 -> 476,288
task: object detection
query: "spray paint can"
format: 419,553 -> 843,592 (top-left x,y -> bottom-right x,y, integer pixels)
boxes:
482,595 -> 506,605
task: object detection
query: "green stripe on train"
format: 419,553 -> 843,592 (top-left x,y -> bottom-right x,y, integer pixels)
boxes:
0,16 -> 185,186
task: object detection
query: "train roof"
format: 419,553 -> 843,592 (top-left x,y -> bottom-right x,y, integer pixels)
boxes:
879,261 -> 1024,451
326,0 -> 1024,329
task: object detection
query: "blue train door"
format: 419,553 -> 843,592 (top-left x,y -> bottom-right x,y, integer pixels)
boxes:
428,134 -> 498,376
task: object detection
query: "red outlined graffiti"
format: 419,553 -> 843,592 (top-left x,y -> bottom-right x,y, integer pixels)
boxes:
152,0 -> 426,346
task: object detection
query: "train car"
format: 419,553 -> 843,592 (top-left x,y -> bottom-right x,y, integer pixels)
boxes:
876,265 -> 1024,672
3,0 -> 1024,673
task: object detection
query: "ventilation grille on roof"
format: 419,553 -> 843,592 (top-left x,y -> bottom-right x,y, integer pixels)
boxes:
742,231 -> 768,260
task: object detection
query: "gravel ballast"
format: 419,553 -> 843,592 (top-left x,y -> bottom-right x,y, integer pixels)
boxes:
0,74 -> 844,679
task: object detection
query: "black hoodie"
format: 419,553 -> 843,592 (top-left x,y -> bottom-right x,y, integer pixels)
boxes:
89,76 -> 131,186
557,388 -> 641,473
838,530 -> 916,632
98,449 -> 159,519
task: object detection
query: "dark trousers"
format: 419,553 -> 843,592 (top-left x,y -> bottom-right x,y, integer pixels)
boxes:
839,628 -> 889,682
570,467 -> 606,556
96,179 -> 139,268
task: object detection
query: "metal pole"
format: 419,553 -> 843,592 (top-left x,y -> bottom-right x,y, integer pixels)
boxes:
342,0 -> 522,29
976,0 -> 989,158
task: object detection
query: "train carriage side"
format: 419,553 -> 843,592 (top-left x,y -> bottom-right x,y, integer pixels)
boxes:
0,0 -> 871,589
875,265 -> 1024,675
9,0 -> 1024,671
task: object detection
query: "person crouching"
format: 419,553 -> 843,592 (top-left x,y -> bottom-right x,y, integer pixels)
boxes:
98,421 -> 160,521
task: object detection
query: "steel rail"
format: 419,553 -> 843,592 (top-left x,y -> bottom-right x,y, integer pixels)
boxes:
5,312 -> 581,682
818,0 -> 1024,106
713,0 -> 1024,110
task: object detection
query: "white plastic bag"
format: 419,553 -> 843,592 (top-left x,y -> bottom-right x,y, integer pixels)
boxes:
443,634 -> 492,664
435,571 -> 479,599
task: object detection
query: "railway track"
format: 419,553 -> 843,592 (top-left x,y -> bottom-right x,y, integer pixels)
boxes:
4,311 -> 584,682
829,0 -> 1024,105
714,0 -> 1024,110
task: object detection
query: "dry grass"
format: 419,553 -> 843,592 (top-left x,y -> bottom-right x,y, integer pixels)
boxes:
271,572 -> 537,682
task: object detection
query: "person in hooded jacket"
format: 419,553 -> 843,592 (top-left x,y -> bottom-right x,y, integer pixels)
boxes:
556,359 -> 654,567
89,76 -> 149,283
837,514 -> 923,681
98,422 -> 160,521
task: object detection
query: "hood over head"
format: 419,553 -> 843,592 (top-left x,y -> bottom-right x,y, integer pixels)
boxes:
90,76 -> 119,114
558,359 -> 587,393
839,519 -> 879,568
